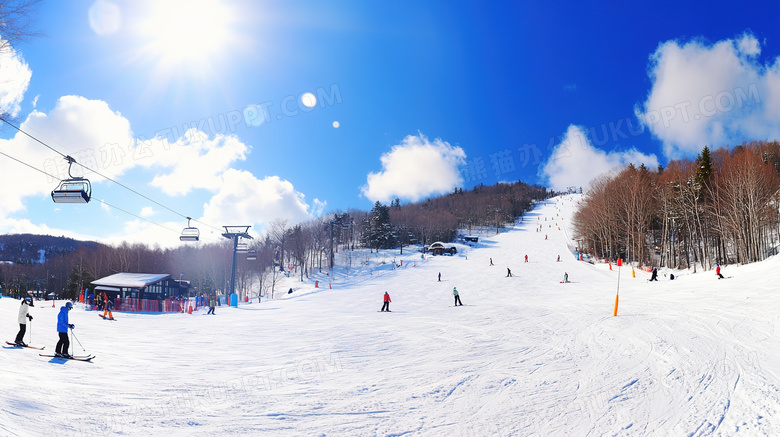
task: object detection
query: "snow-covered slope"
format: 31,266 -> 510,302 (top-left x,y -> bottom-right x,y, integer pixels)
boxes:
2,194 -> 780,436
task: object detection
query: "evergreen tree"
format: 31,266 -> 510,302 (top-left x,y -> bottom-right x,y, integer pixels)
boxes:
696,146 -> 713,186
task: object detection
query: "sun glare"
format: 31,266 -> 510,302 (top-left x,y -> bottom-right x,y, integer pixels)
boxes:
142,0 -> 232,65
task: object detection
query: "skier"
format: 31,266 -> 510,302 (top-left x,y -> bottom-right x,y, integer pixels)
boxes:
545,234 -> 547,240
506,268 -> 513,277
380,292 -> 391,312
716,263 -> 725,279
524,255 -> 528,263
489,258 -> 494,266
207,295 -> 216,315
649,268 -> 659,281
453,287 -> 463,306
438,272 -> 441,282
102,297 -> 114,320
14,297 -> 34,347
557,255 -> 561,262
55,302 -> 75,358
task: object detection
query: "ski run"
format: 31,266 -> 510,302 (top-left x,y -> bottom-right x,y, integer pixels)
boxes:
2,194 -> 780,436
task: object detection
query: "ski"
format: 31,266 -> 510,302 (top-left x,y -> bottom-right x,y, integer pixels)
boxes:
5,341 -> 45,350
39,353 -> 94,361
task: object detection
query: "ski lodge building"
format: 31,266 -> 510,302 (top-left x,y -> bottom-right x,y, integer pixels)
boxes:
90,273 -> 190,313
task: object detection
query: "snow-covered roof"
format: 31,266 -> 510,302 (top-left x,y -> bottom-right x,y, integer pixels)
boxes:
91,273 -> 171,288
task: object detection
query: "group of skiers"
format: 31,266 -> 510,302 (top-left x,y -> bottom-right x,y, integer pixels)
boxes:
11,297 -> 75,358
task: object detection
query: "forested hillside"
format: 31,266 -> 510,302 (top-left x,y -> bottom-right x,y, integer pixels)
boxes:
573,141 -> 780,269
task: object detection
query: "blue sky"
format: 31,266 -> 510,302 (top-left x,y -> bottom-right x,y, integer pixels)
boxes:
0,0 -> 779,245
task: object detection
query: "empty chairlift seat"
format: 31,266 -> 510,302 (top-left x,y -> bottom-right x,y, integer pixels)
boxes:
51,178 -> 91,203
180,217 -> 200,242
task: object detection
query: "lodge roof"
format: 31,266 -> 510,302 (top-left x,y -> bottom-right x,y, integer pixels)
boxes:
91,273 -> 171,288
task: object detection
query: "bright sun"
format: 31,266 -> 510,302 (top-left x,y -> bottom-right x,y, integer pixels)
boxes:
142,0 -> 232,66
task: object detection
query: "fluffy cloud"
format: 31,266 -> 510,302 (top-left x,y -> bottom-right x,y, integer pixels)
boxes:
0,41 -> 32,117
635,32 -> 780,159
0,96 -> 134,215
0,94 -> 317,247
202,169 -> 315,231
146,129 -> 249,196
362,133 -> 466,203
541,125 -> 659,191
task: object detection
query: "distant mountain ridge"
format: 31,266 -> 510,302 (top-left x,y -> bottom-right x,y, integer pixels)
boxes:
0,234 -> 99,265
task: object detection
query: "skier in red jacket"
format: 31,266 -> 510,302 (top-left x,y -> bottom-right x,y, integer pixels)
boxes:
716,263 -> 725,279
380,292 -> 391,312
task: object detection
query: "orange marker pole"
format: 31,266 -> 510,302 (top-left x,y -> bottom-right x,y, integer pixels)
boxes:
613,294 -> 619,316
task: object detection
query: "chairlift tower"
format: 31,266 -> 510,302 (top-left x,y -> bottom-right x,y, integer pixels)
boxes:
222,226 -> 253,300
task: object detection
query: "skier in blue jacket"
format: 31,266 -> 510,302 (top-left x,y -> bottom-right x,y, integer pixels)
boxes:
55,302 -> 75,358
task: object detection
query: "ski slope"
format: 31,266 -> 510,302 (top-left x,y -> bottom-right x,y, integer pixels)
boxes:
2,194 -> 780,436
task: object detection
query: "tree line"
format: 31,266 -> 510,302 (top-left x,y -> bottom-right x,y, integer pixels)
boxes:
573,141 -> 780,270
0,181 -> 546,301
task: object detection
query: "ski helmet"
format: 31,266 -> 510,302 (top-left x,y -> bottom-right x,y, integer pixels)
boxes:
65,301 -> 73,309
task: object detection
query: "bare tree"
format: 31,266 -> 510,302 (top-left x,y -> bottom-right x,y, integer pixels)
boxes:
0,0 -> 43,54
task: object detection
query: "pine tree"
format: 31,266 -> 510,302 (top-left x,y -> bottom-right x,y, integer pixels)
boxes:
696,146 -> 713,186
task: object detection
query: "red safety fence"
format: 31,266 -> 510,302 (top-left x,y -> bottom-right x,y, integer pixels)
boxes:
110,298 -> 189,313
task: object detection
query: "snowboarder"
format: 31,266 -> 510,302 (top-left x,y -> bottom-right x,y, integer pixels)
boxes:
716,263 -> 725,279
14,297 -> 34,346
489,258 -> 494,266
380,292 -> 391,312
102,296 -> 114,320
524,255 -> 528,263
650,268 -> 658,281
506,268 -> 513,277
453,287 -> 463,306
207,295 -> 216,315
438,272 -> 441,282
563,272 -> 569,283
557,255 -> 561,262
55,302 -> 75,358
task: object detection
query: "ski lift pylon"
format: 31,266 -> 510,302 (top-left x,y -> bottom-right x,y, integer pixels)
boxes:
180,217 -> 200,242
51,156 -> 91,203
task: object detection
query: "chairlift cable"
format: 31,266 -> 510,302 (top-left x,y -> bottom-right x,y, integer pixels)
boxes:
0,117 -> 223,233
0,152 -> 223,243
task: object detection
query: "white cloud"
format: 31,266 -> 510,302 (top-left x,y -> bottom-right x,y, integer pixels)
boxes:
635,32 -> 780,159
361,133 -> 466,203
541,125 -> 659,191
145,129 -> 249,196
202,169 -> 314,230
0,94 -> 318,246
0,40 -> 32,117
0,96 -> 134,216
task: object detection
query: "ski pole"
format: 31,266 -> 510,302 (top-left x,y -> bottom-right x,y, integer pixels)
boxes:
70,327 -> 86,353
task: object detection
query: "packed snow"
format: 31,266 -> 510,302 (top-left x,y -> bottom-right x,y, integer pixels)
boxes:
2,194 -> 780,436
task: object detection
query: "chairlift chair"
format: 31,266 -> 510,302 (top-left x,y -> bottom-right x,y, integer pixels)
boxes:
236,242 -> 249,253
51,156 -> 91,203
246,249 -> 257,261
180,217 -> 200,242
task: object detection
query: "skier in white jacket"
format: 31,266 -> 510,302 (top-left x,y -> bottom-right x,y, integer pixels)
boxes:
14,297 -> 34,347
